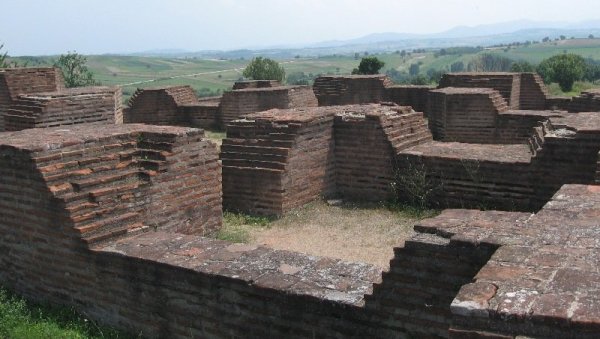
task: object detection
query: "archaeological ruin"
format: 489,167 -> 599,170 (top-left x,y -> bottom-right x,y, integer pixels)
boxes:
1,67 -> 600,338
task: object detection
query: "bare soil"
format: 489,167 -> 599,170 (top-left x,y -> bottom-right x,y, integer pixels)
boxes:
221,200 -> 437,269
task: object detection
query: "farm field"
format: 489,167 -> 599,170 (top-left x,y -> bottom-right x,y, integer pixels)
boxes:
10,38 -> 600,102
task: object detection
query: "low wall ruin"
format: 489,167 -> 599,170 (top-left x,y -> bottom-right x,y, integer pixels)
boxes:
3,86 -> 123,131
427,87 -> 508,142
1,126 -> 598,337
219,85 -> 318,126
313,75 -> 393,106
0,67 -> 65,131
222,104 -> 432,215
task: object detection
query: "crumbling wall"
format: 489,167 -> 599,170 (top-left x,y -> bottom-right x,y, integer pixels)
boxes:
221,107 -> 336,216
334,105 -> 431,201
219,85 -> 318,126
531,113 -> 600,206
4,86 -> 123,131
438,72 -> 521,109
313,75 -> 393,106
427,87 -> 508,143
0,67 -> 65,131
124,86 -> 199,125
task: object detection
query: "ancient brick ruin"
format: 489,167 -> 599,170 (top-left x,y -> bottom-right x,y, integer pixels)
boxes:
2,69 -> 600,338
0,67 -> 122,132
125,83 -> 318,129
221,104 -> 431,215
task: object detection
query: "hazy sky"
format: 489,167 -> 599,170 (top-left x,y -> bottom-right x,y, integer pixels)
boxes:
2,0 -> 600,55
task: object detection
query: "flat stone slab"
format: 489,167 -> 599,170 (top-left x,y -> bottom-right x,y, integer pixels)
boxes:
0,124 -> 202,152
98,231 -> 383,306
400,141 -> 533,163
550,112 -> 600,133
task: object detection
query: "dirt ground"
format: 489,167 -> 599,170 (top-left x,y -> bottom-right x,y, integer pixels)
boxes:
220,200 -> 437,269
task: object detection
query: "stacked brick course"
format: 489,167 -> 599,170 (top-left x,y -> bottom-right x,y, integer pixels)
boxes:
334,105 -> 431,201
124,86 -> 199,125
427,87 -> 508,142
0,67 -> 64,131
221,107 -> 336,215
385,85 -> 433,113
232,80 -> 282,90
222,104 -> 433,215
438,72 -> 521,109
219,85 -> 318,126
397,142 -> 535,210
417,185 -> 600,338
313,75 -> 393,106
519,72 -> 549,110
0,124 -> 221,246
4,86 -> 123,131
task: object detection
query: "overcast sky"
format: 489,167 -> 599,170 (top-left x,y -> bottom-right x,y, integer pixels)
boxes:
3,0 -> 600,56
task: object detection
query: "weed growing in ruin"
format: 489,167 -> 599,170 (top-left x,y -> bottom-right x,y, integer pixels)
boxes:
216,212 -> 274,243
0,288 -> 137,339
391,157 -> 442,210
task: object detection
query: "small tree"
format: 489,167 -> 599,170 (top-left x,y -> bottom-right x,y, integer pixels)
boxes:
54,52 -> 98,88
351,56 -> 385,75
0,43 -> 8,68
242,57 -> 285,82
511,61 -> 535,72
537,54 -> 586,92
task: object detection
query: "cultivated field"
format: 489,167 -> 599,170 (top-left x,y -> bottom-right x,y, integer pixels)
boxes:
13,38 -> 600,102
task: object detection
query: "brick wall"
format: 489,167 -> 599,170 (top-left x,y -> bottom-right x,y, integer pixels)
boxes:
519,72 -> 548,110
221,107 -> 336,216
124,86 -> 199,125
427,87 -> 508,143
334,106 -> 432,201
439,72 -> 521,109
4,86 -> 123,131
0,67 -> 64,131
219,85 -> 318,126
222,104 -> 432,215
232,80 -> 282,90
385,85 -> 433,113
313,75 -> 393,106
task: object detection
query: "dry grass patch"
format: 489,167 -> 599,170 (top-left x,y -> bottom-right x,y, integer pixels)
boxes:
218,201 -> 438,269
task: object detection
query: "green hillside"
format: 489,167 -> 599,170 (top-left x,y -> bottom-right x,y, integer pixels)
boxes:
9,38 -> 600,102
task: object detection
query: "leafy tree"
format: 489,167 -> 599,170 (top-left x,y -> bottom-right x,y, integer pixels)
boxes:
583,58 -> 600,83
0,43 -> 28,68
467,54 -> 513,72
426,68 -> 444,83
511,61 -> 535,72
287,71 -> 313,85
351,56 -> 385,75
589,34 -> 595,39
537,53 -> 586,92
409,63 -> 420,76
450,61 -> 465,72
242,57 -> 285,82
54,52 -> 98,88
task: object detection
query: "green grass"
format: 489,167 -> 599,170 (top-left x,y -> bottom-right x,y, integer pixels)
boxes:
216,212 -> 274,243
0,288 -> 135,339
546,80 -> 598,96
